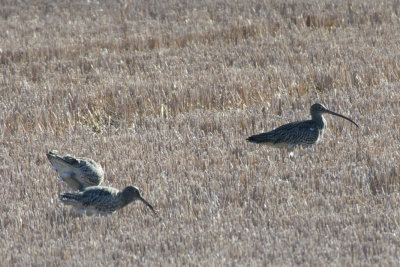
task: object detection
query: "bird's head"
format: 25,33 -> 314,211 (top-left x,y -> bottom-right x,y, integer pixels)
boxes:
310,103 -> 359,128
123,186 -> 158,214
310,103 -> 328,115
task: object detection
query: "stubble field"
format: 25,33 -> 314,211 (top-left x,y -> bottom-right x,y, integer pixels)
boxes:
1,0 -> 400,265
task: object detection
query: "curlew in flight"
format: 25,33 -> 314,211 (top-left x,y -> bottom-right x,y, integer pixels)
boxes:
60,185 -> 158,216
246,103 -> 359,151
47,151 -> 104,191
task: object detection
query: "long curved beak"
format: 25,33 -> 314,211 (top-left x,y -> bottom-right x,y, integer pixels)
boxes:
139,196 -> 158,215
324,109 -> 359,128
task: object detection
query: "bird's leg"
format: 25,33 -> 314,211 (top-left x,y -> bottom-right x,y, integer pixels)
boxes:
286,145 -> 295,161
280,149 -> 286,163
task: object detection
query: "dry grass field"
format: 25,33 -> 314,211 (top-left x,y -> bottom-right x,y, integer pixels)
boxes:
1,0 -> 400,265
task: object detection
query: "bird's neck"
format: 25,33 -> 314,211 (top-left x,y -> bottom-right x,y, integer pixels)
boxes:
312,114 -> 326,130
119,192 -> 135,207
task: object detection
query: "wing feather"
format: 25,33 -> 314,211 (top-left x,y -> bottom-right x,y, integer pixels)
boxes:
247,120 -> 320,146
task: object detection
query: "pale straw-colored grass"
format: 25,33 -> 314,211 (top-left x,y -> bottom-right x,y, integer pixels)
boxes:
1,0 -> 399,265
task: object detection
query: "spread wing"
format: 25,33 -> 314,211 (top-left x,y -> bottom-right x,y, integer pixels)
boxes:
47,151 -> 104,188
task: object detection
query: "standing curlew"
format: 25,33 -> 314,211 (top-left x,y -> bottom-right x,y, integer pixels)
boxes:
246,103 -> 359,151
47,151 -> 104,191
60,185 -> 158,216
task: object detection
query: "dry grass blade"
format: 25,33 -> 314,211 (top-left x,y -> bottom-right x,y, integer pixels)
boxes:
1,0 -> 400,266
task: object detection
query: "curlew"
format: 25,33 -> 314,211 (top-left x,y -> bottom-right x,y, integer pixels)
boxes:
60,185 -> 157,216
246,103 -> 359,151
47,151 -> 104,191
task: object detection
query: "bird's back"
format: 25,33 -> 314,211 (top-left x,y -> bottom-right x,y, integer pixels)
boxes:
61,186 -> 121,215
247,120 -> 322,147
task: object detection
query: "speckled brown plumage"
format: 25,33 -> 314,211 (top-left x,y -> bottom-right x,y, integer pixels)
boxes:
247,103 -> 359,150
60,185 -> 157,216
47,151 -> 104,190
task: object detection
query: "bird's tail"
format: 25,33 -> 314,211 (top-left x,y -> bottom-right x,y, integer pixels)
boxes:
60,193 -> 80,205
246,133 -> 273,144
